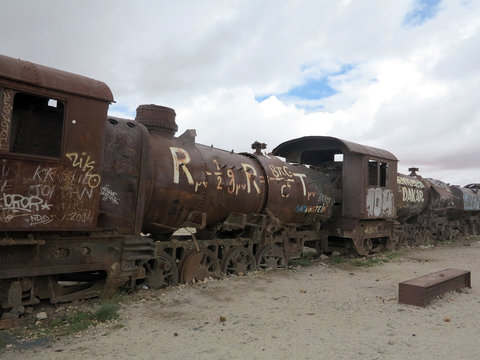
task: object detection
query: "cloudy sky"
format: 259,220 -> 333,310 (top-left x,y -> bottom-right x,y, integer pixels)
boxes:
1,0 -> 479,185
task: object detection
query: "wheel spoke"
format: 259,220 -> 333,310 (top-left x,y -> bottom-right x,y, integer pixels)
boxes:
180,250 -> 220,283
143,253 -> 178,289
221,247 -> 257,275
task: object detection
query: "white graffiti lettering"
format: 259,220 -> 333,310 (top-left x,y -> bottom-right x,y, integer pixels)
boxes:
100,184 -> 120,205
366,188 -> 394,217
170,147 -> 194,185
33,166 -> 56,183
402,187 -> 425,203
293,173 -> 307,196
397,176 -> 425,188
0,193 -> 44,212
0,89 -> 14,151
25,214 -> 54,225
241,163 -> 261,194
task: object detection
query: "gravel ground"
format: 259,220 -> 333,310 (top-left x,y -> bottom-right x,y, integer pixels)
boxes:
3,237 -> 480,360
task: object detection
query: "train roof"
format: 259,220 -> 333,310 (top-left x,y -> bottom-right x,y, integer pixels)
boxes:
272,136 -> 398,164
0,54 -> 113,102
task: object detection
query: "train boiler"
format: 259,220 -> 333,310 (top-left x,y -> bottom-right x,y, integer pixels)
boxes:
121,105 -> 335,284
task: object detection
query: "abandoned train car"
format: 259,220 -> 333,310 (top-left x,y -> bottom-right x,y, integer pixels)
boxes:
0,54 -> 479,319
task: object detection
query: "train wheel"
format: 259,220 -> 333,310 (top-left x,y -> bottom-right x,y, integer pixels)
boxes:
410,231 -> 421,246
221,247 -> 257,276
397,231 -> 408,247
446,227 -> 457,241
143,253 -> 178,289
255,245 -> 286,270
180,250 -> 220,283
420,229 -> 433,245
386,233 -> 401,250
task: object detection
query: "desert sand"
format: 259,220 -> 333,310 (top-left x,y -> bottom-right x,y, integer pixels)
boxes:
4,237 -> 480,360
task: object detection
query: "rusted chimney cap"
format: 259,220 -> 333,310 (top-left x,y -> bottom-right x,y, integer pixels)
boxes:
136,104 -> 178,135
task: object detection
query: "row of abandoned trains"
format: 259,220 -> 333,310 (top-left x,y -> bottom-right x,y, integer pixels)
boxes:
0,54 -> 479,318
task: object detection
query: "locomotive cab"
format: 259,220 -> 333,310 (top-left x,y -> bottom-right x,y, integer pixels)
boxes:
0,55 -> 130,317
273,136 -> 398,255
0,54 -> 113,231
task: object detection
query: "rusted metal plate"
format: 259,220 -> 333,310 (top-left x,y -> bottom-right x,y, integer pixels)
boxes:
0,54 -> 113,101
98,116 -> 148,234
399,268 -> 471,307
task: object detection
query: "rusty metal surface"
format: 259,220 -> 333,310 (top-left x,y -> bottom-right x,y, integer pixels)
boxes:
98,116 -> 150,234
220,246 -> 256,275
179,250 -> 220,283
253,154 -> 334,224
396,173 -> 430,220
399,269 -> 471,307
255,245 -> 286,269
271,136 -> 398,164
139,105 -> 334,235
0,317 -> 19,329
424,178 -> 459,211
0,54 -> 113,102
143,132 -> 267,233
1,52 -> 479,321
143,252 -> 178,288
0,56 -> 111,231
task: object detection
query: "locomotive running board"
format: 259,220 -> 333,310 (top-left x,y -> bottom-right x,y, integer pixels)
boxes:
398,268 -> 471,307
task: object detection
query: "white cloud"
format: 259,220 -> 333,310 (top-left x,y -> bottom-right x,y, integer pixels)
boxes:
1,0 -> 480,186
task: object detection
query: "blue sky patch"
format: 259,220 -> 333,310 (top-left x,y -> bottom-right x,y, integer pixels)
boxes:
109,103 -> 135,117
286,77 -> 337,100
403,0 -> 442,27
255,64 -> 354,105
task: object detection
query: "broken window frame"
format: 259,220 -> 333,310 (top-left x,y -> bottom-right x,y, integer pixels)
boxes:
0,87 -> 65,158
368,159 -> 389,187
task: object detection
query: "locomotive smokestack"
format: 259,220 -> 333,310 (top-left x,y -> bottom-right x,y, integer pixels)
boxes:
409,167 -> 419,176
135,104 -> 178,137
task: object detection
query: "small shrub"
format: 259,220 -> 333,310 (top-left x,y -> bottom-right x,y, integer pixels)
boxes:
353,251 -> 401,267
60,311 -> 93,335
332,257 -> 344,264
289,257 -> 313,267
94,303 -> 120,322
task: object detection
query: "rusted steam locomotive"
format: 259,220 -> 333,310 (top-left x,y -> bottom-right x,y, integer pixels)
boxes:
0,54 -> 479,318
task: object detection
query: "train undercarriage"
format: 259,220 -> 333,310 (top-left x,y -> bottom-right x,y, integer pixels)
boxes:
0,219 -> 324,320
1,212 -> 478,322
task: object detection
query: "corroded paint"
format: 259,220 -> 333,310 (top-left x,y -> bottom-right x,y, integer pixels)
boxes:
0,153 -> 100,228
0,89 -> 13,150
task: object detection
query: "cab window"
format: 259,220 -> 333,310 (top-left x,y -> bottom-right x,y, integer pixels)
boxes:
9,92 -> 64,157
368,159 -> 388,187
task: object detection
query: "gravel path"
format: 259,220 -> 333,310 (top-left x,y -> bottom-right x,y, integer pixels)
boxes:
4,238 -> 480,360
